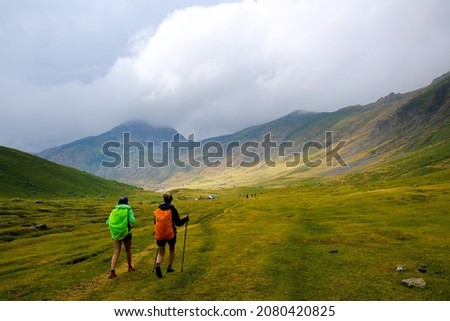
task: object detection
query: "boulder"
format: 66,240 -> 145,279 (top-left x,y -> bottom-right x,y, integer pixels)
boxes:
402,277 -> 426,288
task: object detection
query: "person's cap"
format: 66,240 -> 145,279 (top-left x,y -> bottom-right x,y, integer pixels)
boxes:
118,196 -> 128,204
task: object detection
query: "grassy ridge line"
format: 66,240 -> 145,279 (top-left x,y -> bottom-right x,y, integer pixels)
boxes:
0,146 -> 138,198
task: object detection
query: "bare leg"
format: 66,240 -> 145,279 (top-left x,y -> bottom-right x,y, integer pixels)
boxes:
156,245 -> 165,264
155,245 -> 165,278
111,240 -> 122,271
124,238 -> 134,271
109,240 -> 121,278
168,243 -> 176,267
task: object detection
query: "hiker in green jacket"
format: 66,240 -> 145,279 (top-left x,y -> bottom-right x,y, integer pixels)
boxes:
106,196 -> 136,278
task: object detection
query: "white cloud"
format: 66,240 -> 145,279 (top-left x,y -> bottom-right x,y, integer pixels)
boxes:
1,0 -> 450,152
117,0 -> 450,137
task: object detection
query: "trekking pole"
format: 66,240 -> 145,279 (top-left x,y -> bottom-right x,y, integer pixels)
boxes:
181,219 -> 188,272
152,248 -> 159,273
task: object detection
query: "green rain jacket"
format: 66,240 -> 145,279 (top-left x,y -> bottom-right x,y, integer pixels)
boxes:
107,204 -> 136,241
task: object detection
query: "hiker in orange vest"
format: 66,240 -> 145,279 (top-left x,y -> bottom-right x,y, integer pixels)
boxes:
153,192 -> 189,278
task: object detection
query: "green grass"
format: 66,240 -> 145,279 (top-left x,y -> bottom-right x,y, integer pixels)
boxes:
1,180 -> 448,301
0,146 -> 138,198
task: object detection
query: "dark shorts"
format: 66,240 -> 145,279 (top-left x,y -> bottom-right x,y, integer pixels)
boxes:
121,233 -> 132,242
156,235 -> 176,247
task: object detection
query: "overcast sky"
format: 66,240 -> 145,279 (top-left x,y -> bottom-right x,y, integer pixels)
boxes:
1,0 -> 449,153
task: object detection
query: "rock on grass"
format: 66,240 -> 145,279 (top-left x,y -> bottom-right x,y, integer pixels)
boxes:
402,278 -> 426,288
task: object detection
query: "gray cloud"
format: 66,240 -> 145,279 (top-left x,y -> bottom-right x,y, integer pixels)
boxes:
1,0 -> 450,152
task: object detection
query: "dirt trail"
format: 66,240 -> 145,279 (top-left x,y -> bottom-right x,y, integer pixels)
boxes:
58,244 -> 157,300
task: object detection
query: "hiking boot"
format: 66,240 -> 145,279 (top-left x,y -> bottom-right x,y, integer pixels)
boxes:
108,270 -> 117,279
155,266 -> 163,278
166,267 -> 175,273
128,266 -> 135,272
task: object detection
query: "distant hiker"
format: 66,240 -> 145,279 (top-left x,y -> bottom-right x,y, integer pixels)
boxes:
153,192 -> 189,278
106,196 -> 136,279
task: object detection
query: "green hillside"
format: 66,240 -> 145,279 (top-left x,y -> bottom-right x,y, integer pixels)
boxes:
162,71 -> 450,190
0,146 -> 139,198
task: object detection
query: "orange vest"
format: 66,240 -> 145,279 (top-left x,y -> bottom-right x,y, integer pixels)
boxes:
154,208 -> 175,240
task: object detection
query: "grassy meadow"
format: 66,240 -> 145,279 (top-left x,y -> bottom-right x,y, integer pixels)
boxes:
1,175 -> 449,301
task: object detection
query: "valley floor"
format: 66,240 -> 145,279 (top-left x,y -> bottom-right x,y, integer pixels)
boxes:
0,181 -> 449,301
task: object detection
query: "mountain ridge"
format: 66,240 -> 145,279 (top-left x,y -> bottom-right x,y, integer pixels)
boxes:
36,71 -> 450,190
37,121 -> 189,189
